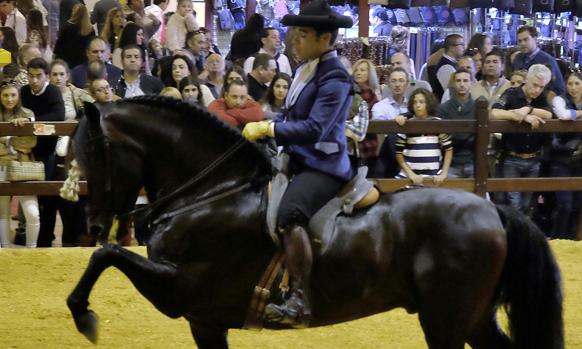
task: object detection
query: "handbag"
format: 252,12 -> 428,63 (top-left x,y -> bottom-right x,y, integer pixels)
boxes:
533,0 -> 554,11
451,8 -> 469,25
511,0 -> 533,14
554,0 -> 572,12
217,9 -> 235,30
419,7 -> 436,24
0,140 -> 8,156
10,136 -> 37,153
6,153 -> 45,182
407,7 -> 423,26
434,6 -> 452,26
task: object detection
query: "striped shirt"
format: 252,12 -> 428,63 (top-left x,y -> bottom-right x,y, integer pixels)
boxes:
395,117 -> 453,177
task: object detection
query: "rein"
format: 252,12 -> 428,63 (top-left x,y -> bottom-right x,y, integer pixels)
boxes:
118,138 -> 249,222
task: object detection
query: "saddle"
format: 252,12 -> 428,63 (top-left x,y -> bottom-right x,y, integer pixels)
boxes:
266,154 -> 380,252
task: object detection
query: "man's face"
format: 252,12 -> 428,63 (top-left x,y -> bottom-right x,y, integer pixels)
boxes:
523,74 -> 548,100
388,71 -> 409,96
390,53 -> 411,75
449,37 -> 465,58
293,27 -> 329,61
225,84 -> 248,109
262,29 -> 280,52
87,40 -> 109,63
122,48 -> 142,72
206,53 -> 224,73
0,1 -> 14,16
28,68 -> 47,93
258,59 -> 277,84
517,31 -> 537,54
188,33 -> 206,56
128,0 -> 144,12
454,72 -> 472,96
483,54 -> 503,79
91,79 -> 113,103
457,58 -> 475,79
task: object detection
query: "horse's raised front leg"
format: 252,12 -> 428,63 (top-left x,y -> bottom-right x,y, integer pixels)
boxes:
190,322 -> 229,349
67,244 -> 177,343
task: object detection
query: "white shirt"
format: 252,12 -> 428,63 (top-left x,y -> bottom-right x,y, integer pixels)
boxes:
145,4 -> 164,44
371,94 -> 408,121
243,48 -> 293,76
124,76 -> 145,98
4,8 -> 27,45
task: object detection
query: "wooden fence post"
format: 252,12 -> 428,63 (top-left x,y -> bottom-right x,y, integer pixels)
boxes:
474,97 -> 490,198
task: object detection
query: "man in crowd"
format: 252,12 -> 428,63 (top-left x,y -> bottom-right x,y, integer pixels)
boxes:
370,7 -> 392,37
71,37 -> 122,88
91,0 -> 121,34
244,27 -> 292,76
21,58 -> 65,247
113,45 -> 164,98
0,0 -> 26,44
185,30 -> 207,73
90,78 -> 117,104
203,52 -> 226,99
14,44 -> 41,88
246,53 -> 277,101
491,64 -> 553,213
437,69 -> 476,178
145,0 -> 169,46
441,55 -> 476,103
385,52 -> 431,99
373,67 -> 409,120
512,25 -> 565,96
471,48 -> 511,106
428,33 -> 464,100
208,79 -> 264,128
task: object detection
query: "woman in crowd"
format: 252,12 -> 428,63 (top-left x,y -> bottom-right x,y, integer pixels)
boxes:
509,70 -> 527,88
0,27 -> 19,64
179,76 -> 203,106
112,22 -> 150,73
54,4 -> 95,68
0,82 -> 40,248
26,8 -> 51,61
550,71 -> 582,239
100,7 -> 126,52
394,88 -> 453,186
223,65 -> 246,86
166,0 -> 198,52
260,72 -> 291,118
165,55 -> 214,106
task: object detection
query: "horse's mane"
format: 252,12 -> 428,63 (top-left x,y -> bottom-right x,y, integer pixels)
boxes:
121,96 -> 272,176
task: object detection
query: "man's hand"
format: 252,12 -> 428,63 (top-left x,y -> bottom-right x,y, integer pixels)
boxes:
395,115 -> 407,126
523,114 -> 546,129
242,121 -> 273,142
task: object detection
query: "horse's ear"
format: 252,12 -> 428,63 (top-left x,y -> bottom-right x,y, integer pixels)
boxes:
82,102 -> 101,125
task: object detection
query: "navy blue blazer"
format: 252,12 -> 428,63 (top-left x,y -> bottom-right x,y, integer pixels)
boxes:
274,50 -> 353,181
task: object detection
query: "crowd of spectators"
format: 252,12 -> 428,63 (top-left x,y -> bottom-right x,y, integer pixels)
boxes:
0,0 -> 578,247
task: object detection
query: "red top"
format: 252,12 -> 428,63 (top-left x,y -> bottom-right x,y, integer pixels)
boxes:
208,98 -> 265,129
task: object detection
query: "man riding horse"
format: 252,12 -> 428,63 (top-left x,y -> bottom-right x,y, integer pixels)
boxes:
242,0 -> 354,328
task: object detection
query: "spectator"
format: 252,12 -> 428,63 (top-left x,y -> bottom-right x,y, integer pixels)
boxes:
89,77 -> 119,103
0,27 -> 19,63
419,38 -> 444,82
247,53 -> 277,101
113,44 -> 163,98
261,72 -> 291,118
144,0 -> 168,46
244,27 -> 293,76
21,57 -> 65,247
512,25 -> 566,96
428,34 -> 464,100
395,88 -> 453,185
179,75 -> 202,106
0,81 -> 40,248
91,0 -> 121,35
165,54 -> 214,106
549,71 -> 582,239
42,0 -> 59,47
387,26 -> 413,76
165,0 -> 198,52
26,8 -> 51,61
54,3 -> 96,69
384,52 -> 431,99
491,64 -> 553,213
70,37 -> 122,88
283,26 -> 302,75
471,48 -> 511,106
200,27 -> 220,55
436,69 -> 476,178
148,38 -> 170,75
0,0 -> 26,44
49,59 -> 93,246
126,0 -> 160,43
509,69 -> 527,88
184,29 -> 206,72
467,33 -> 493,58
87,59 -> 107,82
224,65 -> 246,86
373,67 -> 409,121
59,0 -> 83,29
112,22 -> 150,73
14,44 -> 41,88
370,7 -> 392,37
441,55 -> 476,103
208,79 -> 264,129
228,13 -> 264,67
100,7 -> 125,51
203,53 -> 225,99
159,86 -> 181,99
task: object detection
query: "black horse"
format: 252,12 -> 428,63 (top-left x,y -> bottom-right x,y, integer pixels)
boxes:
68,97 -> 563,349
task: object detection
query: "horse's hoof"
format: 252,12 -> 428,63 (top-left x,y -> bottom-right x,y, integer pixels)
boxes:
74,310 -> 99,344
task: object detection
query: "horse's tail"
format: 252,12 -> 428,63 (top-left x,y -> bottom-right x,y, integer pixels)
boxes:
496,204 -> 564,349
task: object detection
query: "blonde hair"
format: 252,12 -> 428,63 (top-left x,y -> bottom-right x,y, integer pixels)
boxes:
352,58 -> 379,90
101,8 -> 125,49
0,84 -> 29,121
69,4 -> 93,37
160,87 -> 182,99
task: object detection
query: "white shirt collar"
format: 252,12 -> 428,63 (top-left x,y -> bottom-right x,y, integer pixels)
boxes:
31,82 -> 49,96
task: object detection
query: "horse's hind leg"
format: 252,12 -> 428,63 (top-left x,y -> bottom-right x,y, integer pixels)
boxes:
467,311 -> 511,349
67,244 -> 178,342
190,322 -> 229,349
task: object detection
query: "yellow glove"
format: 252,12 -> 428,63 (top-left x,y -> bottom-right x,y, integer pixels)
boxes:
242,121 -> 274,142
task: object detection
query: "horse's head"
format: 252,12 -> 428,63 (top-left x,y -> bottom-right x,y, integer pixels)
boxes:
74,102 -> 144,243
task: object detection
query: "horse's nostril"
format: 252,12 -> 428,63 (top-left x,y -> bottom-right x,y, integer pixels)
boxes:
89,225 -> 103,237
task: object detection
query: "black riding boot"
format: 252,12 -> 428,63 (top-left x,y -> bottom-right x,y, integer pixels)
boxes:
264,224 -> 312,328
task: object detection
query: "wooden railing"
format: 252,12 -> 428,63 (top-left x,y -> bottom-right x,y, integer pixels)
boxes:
1,98 -> 582,199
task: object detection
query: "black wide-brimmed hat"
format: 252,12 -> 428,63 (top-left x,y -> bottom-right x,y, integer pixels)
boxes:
281,0 -> 353,30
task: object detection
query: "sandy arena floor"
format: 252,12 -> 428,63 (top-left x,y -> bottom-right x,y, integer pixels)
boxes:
0,240 -> 581,349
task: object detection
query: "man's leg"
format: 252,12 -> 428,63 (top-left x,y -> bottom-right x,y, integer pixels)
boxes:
520,158 -> 541,214
501,157 -> 524,210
